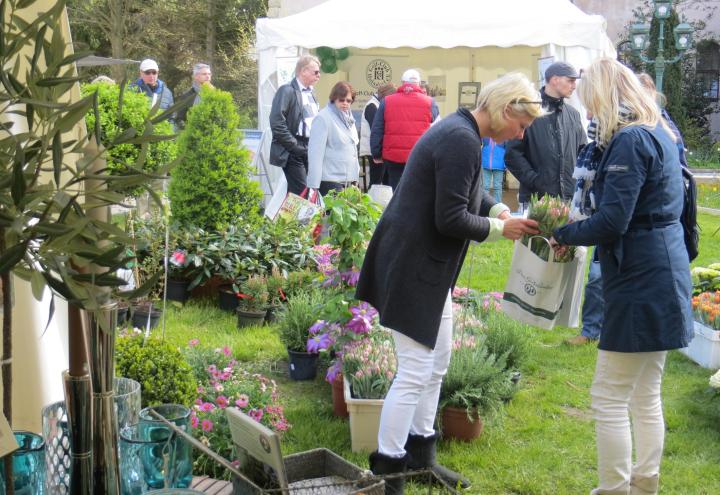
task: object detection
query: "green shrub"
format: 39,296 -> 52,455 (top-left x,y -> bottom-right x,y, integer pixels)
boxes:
115,334 -> 197,407
323,187 -> 381,271
481,311 -> 531,372
277,290 -> 324,352
81,81 -> 177,196
169,86 -> 263,230
440,340 -> 515,420
183,219 -> 315,290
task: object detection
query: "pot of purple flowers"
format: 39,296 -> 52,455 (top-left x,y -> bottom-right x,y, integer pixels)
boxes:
277,290 -> 325,380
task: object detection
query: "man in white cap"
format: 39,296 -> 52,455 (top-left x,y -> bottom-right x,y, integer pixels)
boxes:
370,68 -> 439,190
132,58 -> 175,113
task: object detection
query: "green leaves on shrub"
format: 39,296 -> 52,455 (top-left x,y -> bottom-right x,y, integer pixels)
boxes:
81,81 -> 177,196
440,342 -> 514,420
168,86 -> 263,230
323,187 -> 381,272
277,289 -> 325,352
115,334 -> 197,407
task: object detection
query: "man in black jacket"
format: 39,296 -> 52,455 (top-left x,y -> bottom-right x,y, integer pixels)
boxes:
269,55 -> 321,195
175,63 -> 212,129
505,61 -> 587,208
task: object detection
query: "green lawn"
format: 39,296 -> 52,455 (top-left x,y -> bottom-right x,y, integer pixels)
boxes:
160,213 -> 720,494
698,180 -> 720,210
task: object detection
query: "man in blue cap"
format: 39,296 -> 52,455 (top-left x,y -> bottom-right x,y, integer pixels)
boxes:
505,61 -> 586,208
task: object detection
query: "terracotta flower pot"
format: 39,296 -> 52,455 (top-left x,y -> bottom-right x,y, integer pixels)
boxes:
331,374 -> 349,418
440,406 -> 483,442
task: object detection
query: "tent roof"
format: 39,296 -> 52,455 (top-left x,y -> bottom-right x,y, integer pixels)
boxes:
256,0 -> 614,53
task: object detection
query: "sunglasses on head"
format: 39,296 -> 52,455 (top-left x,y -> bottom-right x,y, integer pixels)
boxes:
143,70 -> 158,75
511,98 -> 542,105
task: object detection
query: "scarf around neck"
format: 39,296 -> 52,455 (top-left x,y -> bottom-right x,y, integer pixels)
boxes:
329,101 -> 356,131
571,102 -> 638,220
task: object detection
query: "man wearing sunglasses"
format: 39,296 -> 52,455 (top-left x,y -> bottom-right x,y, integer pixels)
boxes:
132,59 -> 175,115
269,55 -> 321,195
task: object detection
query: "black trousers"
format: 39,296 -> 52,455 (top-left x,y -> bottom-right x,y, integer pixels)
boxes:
384,160 -> 405,191
368,159 -> 388,187
319,181 -> 344,197
283,146 -> 308,196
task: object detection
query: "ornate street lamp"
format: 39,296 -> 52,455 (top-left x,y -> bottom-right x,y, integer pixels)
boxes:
628,0 -> 694,93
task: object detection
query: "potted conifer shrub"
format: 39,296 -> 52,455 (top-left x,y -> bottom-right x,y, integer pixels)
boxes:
236,275 -> 269,328
439,336 -> 515,441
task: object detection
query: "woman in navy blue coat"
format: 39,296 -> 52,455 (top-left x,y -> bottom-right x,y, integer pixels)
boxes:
551,58 -> 693,495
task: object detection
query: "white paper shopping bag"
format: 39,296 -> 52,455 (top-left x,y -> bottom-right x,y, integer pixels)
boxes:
556,246 -> 588,328
501,237 -> 572,330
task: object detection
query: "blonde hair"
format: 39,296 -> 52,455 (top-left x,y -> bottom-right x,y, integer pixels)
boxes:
295,55 -> 320,75
476,72 -> 544,133
637,72 -> 667,108
578,58 -> 673,143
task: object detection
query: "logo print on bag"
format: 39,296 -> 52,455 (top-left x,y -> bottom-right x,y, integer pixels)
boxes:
524,283 -> 537,296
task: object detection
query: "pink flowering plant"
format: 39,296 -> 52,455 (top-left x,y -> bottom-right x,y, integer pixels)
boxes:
168,248 -> 192,279
342,331 -> 397,399
184,340 -> 290,479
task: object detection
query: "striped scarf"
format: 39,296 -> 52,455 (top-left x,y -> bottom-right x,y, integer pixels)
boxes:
570,103 -> 635,220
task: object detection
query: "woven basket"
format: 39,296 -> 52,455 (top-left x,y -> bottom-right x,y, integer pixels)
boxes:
232,448 -> 384,494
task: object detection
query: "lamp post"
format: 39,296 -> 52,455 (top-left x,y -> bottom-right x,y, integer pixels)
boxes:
629,0 -> 694,93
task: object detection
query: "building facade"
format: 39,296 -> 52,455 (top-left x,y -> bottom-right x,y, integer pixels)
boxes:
572,0 -> 720,138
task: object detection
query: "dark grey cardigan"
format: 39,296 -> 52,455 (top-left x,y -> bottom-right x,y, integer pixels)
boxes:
356,108 -> 497,349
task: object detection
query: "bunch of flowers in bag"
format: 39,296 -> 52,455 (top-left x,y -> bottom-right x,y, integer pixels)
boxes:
521,194 -> 575,262
341,331 -> 397,399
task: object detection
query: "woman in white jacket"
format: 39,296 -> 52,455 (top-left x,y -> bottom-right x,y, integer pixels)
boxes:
307,81 -> 359,196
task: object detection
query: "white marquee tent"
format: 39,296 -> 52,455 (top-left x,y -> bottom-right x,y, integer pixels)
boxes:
254,0 -> 616,189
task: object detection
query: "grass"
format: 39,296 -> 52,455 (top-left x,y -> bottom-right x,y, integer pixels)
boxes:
698,180 -> 720,210
159,213 -> 720,494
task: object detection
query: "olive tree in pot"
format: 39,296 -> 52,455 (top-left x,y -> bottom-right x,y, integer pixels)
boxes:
277,290 -> 324,381
0,1 -> 174,491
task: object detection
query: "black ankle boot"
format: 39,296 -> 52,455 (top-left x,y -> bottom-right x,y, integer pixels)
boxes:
369,451 -> 408,495
405,432 -> 471,490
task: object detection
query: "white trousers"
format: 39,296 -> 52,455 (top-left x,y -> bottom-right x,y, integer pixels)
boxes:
377,293 -> 453,457
590,350 -> 667,495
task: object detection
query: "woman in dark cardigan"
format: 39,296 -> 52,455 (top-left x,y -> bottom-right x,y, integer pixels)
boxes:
356,73 -> 542,493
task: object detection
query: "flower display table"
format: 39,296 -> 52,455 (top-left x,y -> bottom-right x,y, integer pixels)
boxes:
679,321 -> 720,369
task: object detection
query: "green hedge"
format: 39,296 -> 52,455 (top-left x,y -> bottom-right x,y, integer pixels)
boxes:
81,81 -> 177,196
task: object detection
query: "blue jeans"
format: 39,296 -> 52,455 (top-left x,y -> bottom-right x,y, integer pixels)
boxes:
482,169 -> 504,203
581,251 -> 603,340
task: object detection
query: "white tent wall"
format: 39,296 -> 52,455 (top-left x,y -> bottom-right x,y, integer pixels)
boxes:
255,0 -> 616,194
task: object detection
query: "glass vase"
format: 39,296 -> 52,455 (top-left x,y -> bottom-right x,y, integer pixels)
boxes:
115,377 -> 142,431
0,430 -> 46,495
137,404 -> 192,489
41,401 -> 71,494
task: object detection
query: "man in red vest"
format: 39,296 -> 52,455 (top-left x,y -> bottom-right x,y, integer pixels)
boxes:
370,69 -> 439,190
